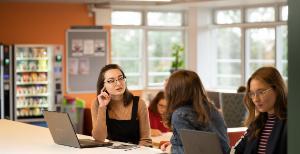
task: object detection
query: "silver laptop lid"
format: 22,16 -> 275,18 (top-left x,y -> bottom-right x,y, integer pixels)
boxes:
179,129 -> 223,154
44,111 -> 81,148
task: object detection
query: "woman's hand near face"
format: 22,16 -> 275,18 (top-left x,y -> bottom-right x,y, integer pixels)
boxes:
97,87 -> 111,107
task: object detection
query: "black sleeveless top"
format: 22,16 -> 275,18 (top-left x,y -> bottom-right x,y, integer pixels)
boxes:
106,96 -> 140,144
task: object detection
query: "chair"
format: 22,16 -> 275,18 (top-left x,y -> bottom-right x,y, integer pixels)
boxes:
228,130 -> 246,147
83,108 -> 93,136
61,97 -> 85,134
207,91 -> 221,109
220,93 -> 246,128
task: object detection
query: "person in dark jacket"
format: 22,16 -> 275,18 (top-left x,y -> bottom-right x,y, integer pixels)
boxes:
234,67 -> 287,154
161,70 -> 230,154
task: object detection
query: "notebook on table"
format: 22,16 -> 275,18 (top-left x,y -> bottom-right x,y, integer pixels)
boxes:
44,111 -> 113,148
179,129 -> 223,154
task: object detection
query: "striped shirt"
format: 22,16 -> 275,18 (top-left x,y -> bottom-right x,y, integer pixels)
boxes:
257,114 -> 276,154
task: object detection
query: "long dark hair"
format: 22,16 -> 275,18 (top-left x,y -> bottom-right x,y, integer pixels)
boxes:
148,91 -> 165,114
164,70 -> 214,128
96,64 -> 133,106
244,67 -> 287,139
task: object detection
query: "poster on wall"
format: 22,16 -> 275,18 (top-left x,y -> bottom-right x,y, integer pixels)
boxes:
69,58 -> 79,75
83,39 -> 94,55
79,58 -> 90,75
71,39 -> 83,56
94,39 -> 106,56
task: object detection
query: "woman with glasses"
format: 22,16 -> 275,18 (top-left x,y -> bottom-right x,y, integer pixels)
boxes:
148,91 -> 169,136
161,70 -> 230,154
91,64 -> 152,146
234,67 -> 287,154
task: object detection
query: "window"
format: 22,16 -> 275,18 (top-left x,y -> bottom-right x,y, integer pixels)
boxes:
246,7 -> 275,23
215,9 -> 241,24
146,11 -> 184,87
147,30 -> 183,86
214,28 -> 242,89
111,10 -> 185,89
111,29 -> 143,89
208,5 -> 288,90
111,11 -> 142,25
147,11 -> 183,26
278,6 -> 288,83
277,25 -> 288,82
245,28 -> 275,77
281,5 -> 288,21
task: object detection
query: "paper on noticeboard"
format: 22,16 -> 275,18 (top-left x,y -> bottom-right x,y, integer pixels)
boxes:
71,39 -> 83,56
69,58 -> 79,75
79,58 -> 90,75
83,39 -> 94,55
94,39 -> 105,56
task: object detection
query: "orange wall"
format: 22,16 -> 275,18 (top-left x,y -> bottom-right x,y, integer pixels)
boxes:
0,2 -> 97,107
0,3 -> 94,44
0,3 -> 142,108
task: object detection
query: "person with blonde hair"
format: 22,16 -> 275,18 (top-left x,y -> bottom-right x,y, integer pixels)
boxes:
234,67 -> 287,153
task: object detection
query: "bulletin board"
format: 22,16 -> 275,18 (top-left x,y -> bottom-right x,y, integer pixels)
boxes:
66,29 -> 108,93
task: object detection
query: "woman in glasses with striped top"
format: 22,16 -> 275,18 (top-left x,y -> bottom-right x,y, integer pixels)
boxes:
234,67 -> 287,154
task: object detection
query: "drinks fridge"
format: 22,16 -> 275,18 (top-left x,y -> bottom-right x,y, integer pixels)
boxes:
13,44 -> 63,123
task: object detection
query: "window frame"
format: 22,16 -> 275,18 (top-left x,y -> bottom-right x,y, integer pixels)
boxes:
146,10 -> 184,27
244,5 -> 276,23
146,28 -> 185,87
213,8 -> 242,25
279,5 -> 288,21
111,9 -> 186,90
211,3 -> 287,90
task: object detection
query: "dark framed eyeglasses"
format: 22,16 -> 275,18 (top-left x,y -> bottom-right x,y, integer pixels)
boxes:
104,76 -> 126,85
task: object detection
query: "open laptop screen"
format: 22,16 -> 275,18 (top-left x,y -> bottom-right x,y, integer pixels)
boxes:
179,129 -> 223,154
44,111 -> 112,148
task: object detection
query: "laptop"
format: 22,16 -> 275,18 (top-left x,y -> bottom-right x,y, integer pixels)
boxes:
44,111 -> 113,148
179,129 -> 223,154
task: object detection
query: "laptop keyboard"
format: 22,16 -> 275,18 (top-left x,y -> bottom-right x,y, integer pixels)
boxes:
79,139 -> 113,147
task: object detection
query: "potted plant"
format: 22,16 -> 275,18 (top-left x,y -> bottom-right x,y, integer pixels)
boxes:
170,43 -> 185,73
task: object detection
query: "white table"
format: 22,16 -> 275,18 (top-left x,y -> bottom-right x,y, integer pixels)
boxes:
227,127 -> 247,133
0,119 -> 162,154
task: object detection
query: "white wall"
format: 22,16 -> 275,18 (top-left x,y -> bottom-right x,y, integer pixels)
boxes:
94,8 -> 111,25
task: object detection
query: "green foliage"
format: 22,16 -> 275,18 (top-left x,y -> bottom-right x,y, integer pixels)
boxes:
171,43 -> 185,69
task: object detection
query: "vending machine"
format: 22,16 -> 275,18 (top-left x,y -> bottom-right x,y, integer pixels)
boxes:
0,44 -> 14,120
13,44 -> 63,123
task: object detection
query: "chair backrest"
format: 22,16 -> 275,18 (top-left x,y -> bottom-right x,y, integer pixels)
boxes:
83,108 -> 92,136
207,91 -> 221,109
61,97 -> 86,134
220,93 -> 246,128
